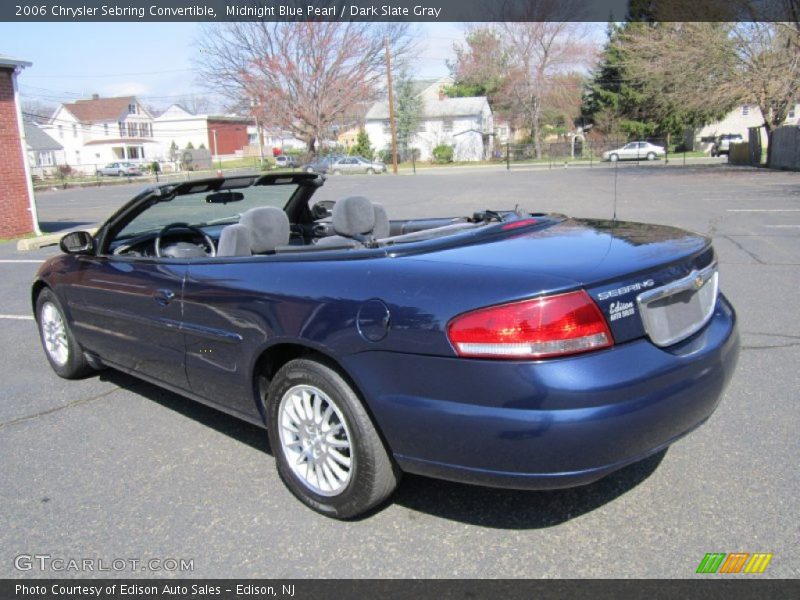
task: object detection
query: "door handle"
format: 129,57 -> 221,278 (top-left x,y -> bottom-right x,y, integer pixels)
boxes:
153,289 -> 176,306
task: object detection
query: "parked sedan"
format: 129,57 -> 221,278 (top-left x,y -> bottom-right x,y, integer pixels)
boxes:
97,162 -> 142,176
603,142 -> 666,162
330,156 -> 386,175
32,173 -> 739,519
299,155 -> 343,174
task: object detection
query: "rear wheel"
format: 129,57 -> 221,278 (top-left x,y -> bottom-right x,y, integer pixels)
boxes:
266,358 -> 399,519
646,151 -> 656,161
35,288 -> 93,379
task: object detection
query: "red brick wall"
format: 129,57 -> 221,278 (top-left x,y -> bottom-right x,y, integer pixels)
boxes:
207,119 -> 250,155
0,67 -> 35,238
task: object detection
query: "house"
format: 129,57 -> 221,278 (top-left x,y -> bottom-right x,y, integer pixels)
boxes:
689,102 -> 800,150
45,94 -> 156,172
24,121 -> 64,177
365,77 -> 494,162
245,124 -> 306,157
154,104 -> 252,160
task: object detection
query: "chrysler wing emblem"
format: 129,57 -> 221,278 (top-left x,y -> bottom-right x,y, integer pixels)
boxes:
694,275 -> 705,289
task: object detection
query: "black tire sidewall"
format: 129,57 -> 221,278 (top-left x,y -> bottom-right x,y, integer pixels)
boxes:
35,288 -> 91,379
266,358 -> 395,519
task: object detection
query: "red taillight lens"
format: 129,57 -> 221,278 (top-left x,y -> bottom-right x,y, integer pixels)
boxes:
447,290 -> 613,359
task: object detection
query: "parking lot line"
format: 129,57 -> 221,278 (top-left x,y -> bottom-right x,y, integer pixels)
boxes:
764,225 -> 800,228
0,259 -> 45,263
0,315 -> 34,320
727,209 -> 800,212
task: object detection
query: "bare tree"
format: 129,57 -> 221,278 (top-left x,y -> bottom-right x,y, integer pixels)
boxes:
619,22 -> 800,165
499,22 -> 596,158
22,98 -> 57,123
195,22 -> 412,154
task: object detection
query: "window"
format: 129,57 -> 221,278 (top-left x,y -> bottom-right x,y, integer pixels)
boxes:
741,105 -> 750,116
127,123 -> 136,137
442,119 -> 454,133
789,108 -> 796,120
128,103 -> 136,114
118,122 -> 125,136
72,124 -> 78,138
104,123 -> 109,136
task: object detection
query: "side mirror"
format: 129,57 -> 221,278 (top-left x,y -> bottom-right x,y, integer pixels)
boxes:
312,200 -> 335,220
59,231 -> 94,255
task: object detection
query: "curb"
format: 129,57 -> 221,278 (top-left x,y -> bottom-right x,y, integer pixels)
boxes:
17,228 -> 98,252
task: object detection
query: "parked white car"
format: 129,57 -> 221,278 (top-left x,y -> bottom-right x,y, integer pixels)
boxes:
329,156 -> 386,175
603,142 -> 666,162
97,162 -> 142,176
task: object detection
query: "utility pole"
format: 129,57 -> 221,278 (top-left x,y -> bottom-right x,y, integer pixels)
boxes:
385,37 -> 399,175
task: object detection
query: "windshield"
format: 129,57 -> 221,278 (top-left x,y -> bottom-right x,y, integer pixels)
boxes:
116,183 -> 298,240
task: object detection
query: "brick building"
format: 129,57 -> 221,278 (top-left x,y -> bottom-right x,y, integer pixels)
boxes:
0,55 -> 39,238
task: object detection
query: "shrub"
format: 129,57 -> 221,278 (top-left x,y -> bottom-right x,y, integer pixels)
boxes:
432,144 -> 453,163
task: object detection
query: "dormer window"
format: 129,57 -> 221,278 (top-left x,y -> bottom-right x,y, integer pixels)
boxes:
128,103 -> 136,114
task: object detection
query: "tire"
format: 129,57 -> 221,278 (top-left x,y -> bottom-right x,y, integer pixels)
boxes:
646,152 -> 656,161
266,358 -> 399,519
710,148 -> 718,157
332,169 -> 342,176
366,168 -> 375,175
306,167 -> 314,174
35,288 -> 93,379
609,153 -> 619,162
118,171 -> 125,177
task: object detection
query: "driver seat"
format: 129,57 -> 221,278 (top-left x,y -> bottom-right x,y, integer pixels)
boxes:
316,196 -> 380,248
218,207 -> 291,256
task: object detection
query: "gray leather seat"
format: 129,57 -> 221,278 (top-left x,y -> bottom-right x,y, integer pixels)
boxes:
316,196 -> 388,247
372,203 -> 390,239
217,207 -> 291,256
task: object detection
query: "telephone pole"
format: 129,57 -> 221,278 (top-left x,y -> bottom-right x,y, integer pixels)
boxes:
385,37 -> 399,175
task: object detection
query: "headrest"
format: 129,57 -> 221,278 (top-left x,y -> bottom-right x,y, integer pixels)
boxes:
240,207 -> 291,253
372,203 -> 390,239
332,196 -> 375,237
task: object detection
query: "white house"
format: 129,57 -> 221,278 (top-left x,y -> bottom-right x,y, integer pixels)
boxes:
691,102 -> 800,149
45,95 -> 156,172
24,121 -> 64,177
365,77 -> 493,162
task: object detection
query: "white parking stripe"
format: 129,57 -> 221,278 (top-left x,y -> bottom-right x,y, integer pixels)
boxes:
0,259 -> 45,263
764,225 -> 800,228
0,315 -> 34,320
727,209 -> 800,212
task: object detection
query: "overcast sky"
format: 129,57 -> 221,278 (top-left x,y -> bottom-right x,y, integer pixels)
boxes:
0,22 -> 472,112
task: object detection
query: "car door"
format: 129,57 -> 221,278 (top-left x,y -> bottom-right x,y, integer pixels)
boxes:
64,254 -> 189,389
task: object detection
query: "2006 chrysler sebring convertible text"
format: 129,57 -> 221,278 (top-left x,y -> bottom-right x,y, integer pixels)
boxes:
32,173 -> 739,518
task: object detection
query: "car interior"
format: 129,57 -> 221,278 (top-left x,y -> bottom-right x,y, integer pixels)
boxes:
104,175 -> 533,260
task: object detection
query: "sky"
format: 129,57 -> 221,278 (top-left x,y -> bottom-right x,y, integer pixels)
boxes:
0,21 -> 470,114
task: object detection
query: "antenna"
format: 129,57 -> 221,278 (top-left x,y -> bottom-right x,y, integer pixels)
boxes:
612,159 -> 618,222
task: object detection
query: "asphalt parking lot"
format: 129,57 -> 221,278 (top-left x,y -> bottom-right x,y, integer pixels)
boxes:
1,163 -> 798,578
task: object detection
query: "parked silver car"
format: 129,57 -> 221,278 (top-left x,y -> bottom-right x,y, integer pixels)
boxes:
602,142 -> 665,162
97,162 -> 142,176
329,156 -> 386,175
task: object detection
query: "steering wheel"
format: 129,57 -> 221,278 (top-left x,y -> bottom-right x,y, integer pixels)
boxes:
154,222 -> 216,258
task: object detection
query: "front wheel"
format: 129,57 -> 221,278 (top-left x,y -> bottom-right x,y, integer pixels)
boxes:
35,288 -> 93,379
306,167 -> 314,174
266,358 -> 400,519
332,169 -> 342,176
366,168 -> 375,175
609,153 -> 619,162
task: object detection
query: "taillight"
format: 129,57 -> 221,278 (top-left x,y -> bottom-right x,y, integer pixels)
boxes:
447,290 -> 613,359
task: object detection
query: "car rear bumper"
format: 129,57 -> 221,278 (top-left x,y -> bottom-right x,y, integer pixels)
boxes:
342,294 -> 739,490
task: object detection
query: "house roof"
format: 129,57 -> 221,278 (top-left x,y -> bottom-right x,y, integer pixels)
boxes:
0,55 -> 32,69
24,121 -> 62,152
366,96 -> 490,121
61,96 -> 137,123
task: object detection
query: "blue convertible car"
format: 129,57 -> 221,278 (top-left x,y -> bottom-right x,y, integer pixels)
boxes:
33,173 -> 739,518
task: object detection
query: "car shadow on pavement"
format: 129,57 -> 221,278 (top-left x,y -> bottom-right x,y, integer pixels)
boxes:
389,451 -> 666,529
99,369 -> 272,456
99,368 -> 664,528
39,220 -> 95,234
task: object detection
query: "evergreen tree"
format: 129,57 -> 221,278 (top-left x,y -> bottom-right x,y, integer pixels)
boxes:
350,129 -> 373,159
394,72 -> 422,160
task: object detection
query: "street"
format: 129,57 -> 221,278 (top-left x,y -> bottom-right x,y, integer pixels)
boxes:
1,163 -> 798,578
